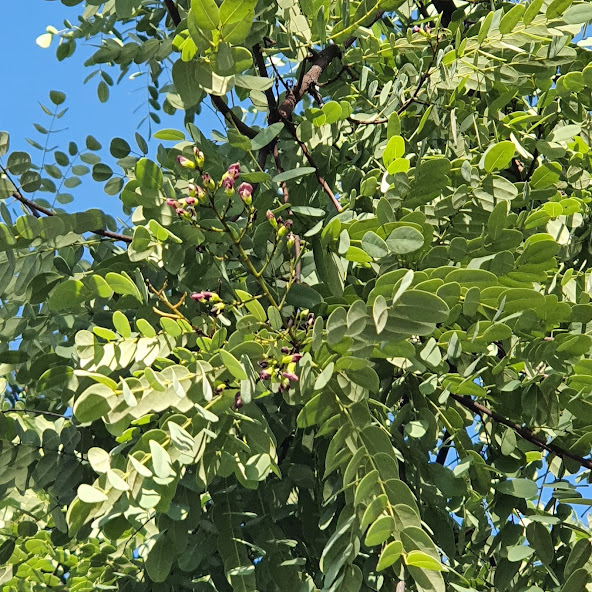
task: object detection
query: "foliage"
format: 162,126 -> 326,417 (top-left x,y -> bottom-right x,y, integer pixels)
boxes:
2,0 -> 592,591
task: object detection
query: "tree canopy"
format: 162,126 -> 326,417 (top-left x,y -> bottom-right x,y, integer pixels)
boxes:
2,0 -> 592,590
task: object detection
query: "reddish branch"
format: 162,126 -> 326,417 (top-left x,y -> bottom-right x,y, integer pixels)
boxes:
451,394 -> 592,472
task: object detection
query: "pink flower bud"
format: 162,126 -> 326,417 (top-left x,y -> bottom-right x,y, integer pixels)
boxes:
177,155 -> 196,169
222,175 -> 235,190
228,162 -> 241,179
238,182 -> 253,199
259,370 -> 271,381
175,208 -> 186,215
202,173 -> 215,190
266,210 -> 277,228
193,147 -> 205,168
282,371 -> 299,382
186,196 -> 196,205
291,353 -> 303,363
412,25 -> 421,33
166,198 -> 177,207
188,183 -> 197,196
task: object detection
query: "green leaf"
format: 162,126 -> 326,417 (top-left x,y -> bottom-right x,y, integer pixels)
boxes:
73,384 -> 113,424
373,295 -> 389,334
77,484 -> 108,503
135,158 -> 163,190
362,231 -> 389,259
483,141 -> 515,173
383,135 -> 405,166
272,167 -> 316,183
191,0 -> 220,30
105,272 -> 143,301
146,534 -> 175,583
377,540 -> 403,571
49,279 -> 88,311
219,349 -> 248,380
153,129 -> 186,141
220,0 -> 257,24
251,123 -> 284,150
497,478 -> 538,498
546,0 -> 573,19
406,550 -> 446,571
386,226 -> 425,254
499,4 -> 525,33
365,516 -> 395,546
149,440 -> 173,478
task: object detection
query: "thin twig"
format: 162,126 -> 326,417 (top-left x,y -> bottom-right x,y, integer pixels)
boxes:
279,117 -> 342,212
272,144 -> 290,204
451,394 -> 592,472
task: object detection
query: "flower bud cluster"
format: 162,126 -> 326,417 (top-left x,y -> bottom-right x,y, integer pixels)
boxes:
177,146 -> 205,171
256,349 -> 302,392
266,211 -> 294,244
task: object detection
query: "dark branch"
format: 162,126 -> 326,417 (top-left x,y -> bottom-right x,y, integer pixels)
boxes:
253,43 -> 278,114
278,44 -> 341,121
1,166 -> 132,244
432,0 -> 456,25
163,0 -> 181,26
210,96 -> 257,139
451,394 -> 592,472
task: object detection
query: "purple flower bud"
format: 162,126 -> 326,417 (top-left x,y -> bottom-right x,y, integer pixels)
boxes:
193,147 -> 205,168
282,372 -> 299,382
188,183 -> 197,196
413,25 -> 421,32
228,162 -> 241,179
203,173 -> 215,190
258,360 -> 269,368
191,291 -> 212,302
259,370 -> 271,381
222,175 -> 235,190
234,394 -> 243,409
175,207 -> 186,215
291,353 -> 303,363
177,155 -> 196,169
166,198 -> 177,207
238,182 -> 253,199
186,196 -> 196,205
281,346 -> 290,354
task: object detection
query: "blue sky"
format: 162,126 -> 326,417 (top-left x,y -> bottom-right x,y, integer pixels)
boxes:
0,2 -> 219,220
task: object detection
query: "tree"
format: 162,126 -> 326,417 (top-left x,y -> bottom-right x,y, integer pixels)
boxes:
1,0 -> 592,590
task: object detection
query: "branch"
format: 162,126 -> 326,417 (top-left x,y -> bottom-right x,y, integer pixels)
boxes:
279,117 -> 342,212
161,1 -> 258,140
397,42 -> 438,115
253,43 -> 278,114
272,144 -> 290,204
451,394 -> 592,472
163,0 -> 181,26
210,96 -> 257,139
1,166 -> 132,244
431,0 -> 456,25
1,408 -> 69,419
278,45 -> 341,121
